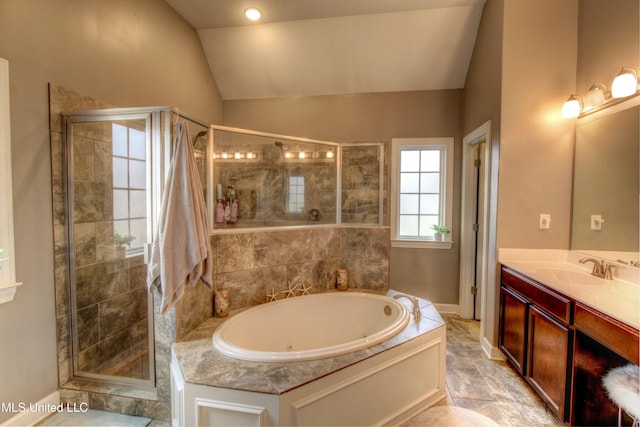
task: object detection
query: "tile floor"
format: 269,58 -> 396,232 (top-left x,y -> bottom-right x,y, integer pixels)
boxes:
405,313 -> 563,426
38,313 -> 562,426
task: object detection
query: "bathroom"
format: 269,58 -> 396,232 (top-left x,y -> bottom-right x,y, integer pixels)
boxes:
0,0 -> 638,426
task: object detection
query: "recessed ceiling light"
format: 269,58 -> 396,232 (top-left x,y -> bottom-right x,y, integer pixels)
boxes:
244,8 -> 262,21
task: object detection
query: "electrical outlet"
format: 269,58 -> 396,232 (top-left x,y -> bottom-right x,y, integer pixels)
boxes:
591,215 -> 604,230
539,214 -> 551,229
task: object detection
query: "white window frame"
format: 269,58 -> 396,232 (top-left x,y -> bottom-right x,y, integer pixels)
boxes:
0,57 -> 21,303
390,137 -> 454,249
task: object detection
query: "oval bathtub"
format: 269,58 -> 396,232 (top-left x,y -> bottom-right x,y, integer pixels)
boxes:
212,292 -> 410,362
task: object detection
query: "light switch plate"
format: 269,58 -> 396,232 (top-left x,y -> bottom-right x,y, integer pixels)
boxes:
539,214 -> 551,229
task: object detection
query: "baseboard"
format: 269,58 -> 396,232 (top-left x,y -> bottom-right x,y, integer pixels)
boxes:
481,336 -> 505,361
1,390 -> 60,426
433,303 -> 459,315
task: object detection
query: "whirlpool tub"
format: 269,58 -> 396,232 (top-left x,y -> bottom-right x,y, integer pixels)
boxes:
172,291 -> 447,426
212,292 -> 410,362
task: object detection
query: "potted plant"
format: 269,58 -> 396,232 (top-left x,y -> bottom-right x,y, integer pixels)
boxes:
431,224 -> 450,241
113,231 -> 135,257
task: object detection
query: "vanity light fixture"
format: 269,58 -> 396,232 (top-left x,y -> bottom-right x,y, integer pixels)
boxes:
611,67 -> 638,98
244,8 -> 262,21
561,94 -> 583,118
584,83 -> 608,110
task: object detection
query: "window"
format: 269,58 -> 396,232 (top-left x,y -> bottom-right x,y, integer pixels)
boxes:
288,176 -> 305,214
391,138 -> 454,248
112,123 -> 147,255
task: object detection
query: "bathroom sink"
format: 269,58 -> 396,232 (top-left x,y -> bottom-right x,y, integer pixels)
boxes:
535,268 -> 605,286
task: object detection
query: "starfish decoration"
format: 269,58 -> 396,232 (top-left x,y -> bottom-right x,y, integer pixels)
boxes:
298,282 -> 312,296
281,281 -> 299,298
266,288 -> 279,302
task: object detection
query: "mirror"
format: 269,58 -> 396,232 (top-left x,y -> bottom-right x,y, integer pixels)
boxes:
571,102 -> 639,266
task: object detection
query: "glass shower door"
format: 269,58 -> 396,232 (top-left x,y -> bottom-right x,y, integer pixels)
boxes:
65,112 -> 155,387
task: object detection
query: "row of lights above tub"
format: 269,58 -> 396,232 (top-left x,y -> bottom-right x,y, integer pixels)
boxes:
213,150 -> 335,160
562,67 -> 639,118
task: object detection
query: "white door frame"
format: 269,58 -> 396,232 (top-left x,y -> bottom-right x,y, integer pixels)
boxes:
459,121 -> 492,320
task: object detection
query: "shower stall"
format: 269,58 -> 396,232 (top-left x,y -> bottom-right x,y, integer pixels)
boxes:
60,107 -> 208,389
210,126 -> 384,229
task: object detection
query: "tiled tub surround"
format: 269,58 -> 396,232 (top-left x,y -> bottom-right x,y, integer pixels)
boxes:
171,291 -> 446,426
204,226 -> 390,317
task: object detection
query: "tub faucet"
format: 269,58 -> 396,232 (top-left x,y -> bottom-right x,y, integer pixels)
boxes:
393,294 -> 421,321
579,257 -> 605,278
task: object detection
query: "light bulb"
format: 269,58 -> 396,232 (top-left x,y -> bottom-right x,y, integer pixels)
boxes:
561,95 -> 582,118
326,150 -> 334,159
611,68 -> 638,98
244,8 -> 262,21
585,83 -> 606,109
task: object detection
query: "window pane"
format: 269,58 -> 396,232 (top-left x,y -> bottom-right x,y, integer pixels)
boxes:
421,150 -> 440,172
400,150 -> 420,172
129,159 -> 146,189
400,194 -> 419,214
399,215 -> 419,236
400,172 -> 419,193
420,172 -> 440,193
419,215 -> 439,236
129,128 -> 146,160
129,218 -> 146,247
112,124 -> 128,156
420,194 -> 439,215
129,190 -> 146,218
113,189 -> 129,220
114,220 -> 129,237
112,157 -> 128,188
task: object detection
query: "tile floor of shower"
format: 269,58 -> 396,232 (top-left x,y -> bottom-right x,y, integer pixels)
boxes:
39,313 -> 562,426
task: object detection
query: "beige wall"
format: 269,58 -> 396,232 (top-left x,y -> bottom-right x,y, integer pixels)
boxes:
498,0 -> 578,250
224,90 -> 464,304
0,0 -> 222,422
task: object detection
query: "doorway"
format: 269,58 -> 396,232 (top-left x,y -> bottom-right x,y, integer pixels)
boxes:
459,121 -> 491,321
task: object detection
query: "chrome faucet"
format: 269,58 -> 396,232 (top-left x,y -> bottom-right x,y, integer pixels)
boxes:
579,257 -> 617,280
393,293 -> 421,321
579,257 -> 604,277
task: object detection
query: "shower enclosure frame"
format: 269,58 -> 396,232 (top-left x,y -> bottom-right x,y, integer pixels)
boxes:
62,106 -> 209,389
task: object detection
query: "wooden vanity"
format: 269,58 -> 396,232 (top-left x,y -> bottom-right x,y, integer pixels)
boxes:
499,265 -> 639,425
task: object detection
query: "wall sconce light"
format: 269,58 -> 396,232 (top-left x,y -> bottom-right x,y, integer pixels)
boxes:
326,150 -> 334,159
584,83 -> 608,110
611,67 -> 638,98
562,94 -> 583,118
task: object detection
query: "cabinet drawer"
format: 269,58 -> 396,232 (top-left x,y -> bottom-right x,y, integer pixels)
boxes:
574,302 -> 639,363
501,267 -> 572,325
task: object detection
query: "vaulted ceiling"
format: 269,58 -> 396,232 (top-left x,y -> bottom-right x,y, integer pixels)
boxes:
165,0 -> 486,100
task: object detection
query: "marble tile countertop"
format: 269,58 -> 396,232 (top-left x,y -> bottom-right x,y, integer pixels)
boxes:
499,249 -> 640,329
172,290 -> 445,395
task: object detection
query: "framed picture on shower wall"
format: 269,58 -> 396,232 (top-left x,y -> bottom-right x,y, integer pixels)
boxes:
0,57 -> 21,303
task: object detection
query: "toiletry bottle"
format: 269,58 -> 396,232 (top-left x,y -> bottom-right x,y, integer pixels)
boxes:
224,203 -> 231,222
215,201 -> 225,223
230,200 -> 238,222
214,290 -> 229,317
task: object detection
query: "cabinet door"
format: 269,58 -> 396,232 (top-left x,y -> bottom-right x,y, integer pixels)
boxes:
526,305 -> 572,421
499,286 -> 528,375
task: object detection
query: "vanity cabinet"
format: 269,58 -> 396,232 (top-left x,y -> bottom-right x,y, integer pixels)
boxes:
499,267 -> 572,421
499,265 -> 640,426
498,286 -> 528,374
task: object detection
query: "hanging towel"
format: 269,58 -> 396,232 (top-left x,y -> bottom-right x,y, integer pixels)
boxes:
147,121 -> 213,315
